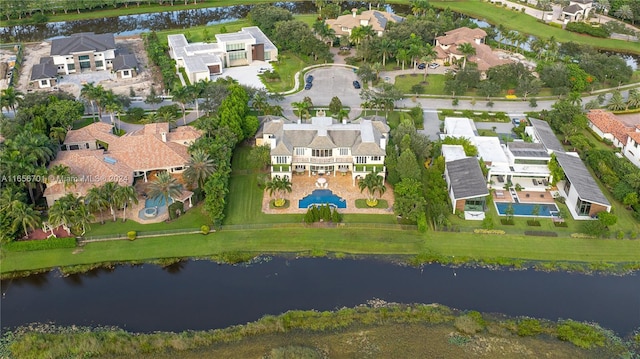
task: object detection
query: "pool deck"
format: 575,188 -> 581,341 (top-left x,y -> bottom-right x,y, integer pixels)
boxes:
262,173 -> 395,214
492,190 -> 556,204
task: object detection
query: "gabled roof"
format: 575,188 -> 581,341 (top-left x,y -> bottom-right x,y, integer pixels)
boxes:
64,122 -> 116,143
446,157 -> 489,200
628,131 -> 640,144
113,54 -> 137,71
507,142 -> 550,158
554,152 -> 610,206
587,110 -> 633,144
51,32 -> 115,55
30,58 -> 57,81
529,118 -> 564,153
325,10 -> 404,36
563,4 -> 585,13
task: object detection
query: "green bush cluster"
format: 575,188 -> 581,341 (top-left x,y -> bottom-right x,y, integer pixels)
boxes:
200,225 -> 210,235
517,318 -> 543,336
143,31 -> 179,90
557,320 -> 606,349
454,311 -> 486,334
127,231 -> 136,241
4,237 -> 76,252
303,205 -> 341,224
565,22 -> 610,38
168,202 -> 184,221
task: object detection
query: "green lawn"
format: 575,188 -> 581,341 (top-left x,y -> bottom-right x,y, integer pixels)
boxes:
395,74 -> 446,95
266,51 -> 320,93
428,0 -> 640,54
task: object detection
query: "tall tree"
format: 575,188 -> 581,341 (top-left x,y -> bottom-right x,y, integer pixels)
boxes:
148,171 -> 183,216
457,42 -> 476,69
10,201 -> 41,238
116,185 -> 138,222
184,149 -> 216,188
85,186 -> 109,224
171,85 -> 192,126
1,87 -> 24,113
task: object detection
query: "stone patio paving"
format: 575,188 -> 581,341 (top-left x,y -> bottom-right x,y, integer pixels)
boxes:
262,172 -> 394,215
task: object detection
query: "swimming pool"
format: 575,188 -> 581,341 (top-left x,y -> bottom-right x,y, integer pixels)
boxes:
299,189 -> 346,209
138,196 -> 170,219
495,202 -> 559,217
145,196 -> 167,208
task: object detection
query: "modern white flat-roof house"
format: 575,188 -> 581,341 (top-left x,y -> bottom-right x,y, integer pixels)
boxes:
256,116 -> 389,185
441,117 -> 610,220
442,145 -> 489,220
168,26 -> 278,84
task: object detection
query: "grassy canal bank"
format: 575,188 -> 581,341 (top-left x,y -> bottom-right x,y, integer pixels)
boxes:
2,304 -> 636,358
3,224 -> 640,277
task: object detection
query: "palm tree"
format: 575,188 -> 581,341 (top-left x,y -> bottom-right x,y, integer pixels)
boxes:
74,202 -> 94,235
116,185 -> 138,222
607,91 -> 626,111
105,101 -> 123,131
420,44 -> 437,80
396,49 -> 410,71
337,108 -> 350,122
85,186 -> 109,224
371,62 -> 383,81
358,171 -> 386,206
615,5 -> 634,24
530,37 -> 548,60
377,38 -> 395,67
626,89 -> 640,109
49,164 -> 76,194
1,87 -> 24,113
457,42 -> 476,69
148,171 -> 183,216
80,83 -> 104,121
102,181 -> 123,222
291,101 -> 310,121
48,194 -> 76,232
49,126 -> 67,144
0,185 -> 27,211
10,201 -> 41,238
171,86 -> 192,126
184,149 -> 216,188
265,175 -> 292,206
411,0 -> 430,16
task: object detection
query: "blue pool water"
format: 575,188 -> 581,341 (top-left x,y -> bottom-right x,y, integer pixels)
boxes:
495,202 -> 559,217
138,196 -> 170,219
145,196 -> 167,208
299,189 -> 346,209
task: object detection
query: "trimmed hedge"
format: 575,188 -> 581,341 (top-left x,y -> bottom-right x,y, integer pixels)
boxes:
4,237 -> 76,252
565,22 -> 610,38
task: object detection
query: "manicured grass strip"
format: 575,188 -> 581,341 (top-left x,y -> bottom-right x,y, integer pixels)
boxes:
428,0 -> 640,54
395,74 -> 446,95
3,237 -> 77,252
3,228 -> 640,273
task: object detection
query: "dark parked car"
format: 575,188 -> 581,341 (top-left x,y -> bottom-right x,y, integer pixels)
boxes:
304,82 -> 312,90
306,75 -> 314,83
352,80 -> 361,89
417,63 -> 426,70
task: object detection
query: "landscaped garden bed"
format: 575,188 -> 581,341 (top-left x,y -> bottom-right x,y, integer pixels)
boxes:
355,199 -> 388,209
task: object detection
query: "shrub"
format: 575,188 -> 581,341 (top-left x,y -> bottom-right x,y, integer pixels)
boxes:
630,231 -> 638,239
331,208 -> 342,223
474,229 -> 506,235
616,230 -> 625,239
417,215 -> 427,233
201,225 -> 210,235
557,320 -> 606,349
500,219 -> 514,225
454,312 -> 485,334
565,22 -> 610,38
526,220 -> 541,226
571,233 -> 596,239
452,98 -> 459,106
127,231 -> 136,241
517,318 -> 543,336
549,22 -> 563,29
4,237 -> 76,251
448,334 -> 471,347
168,201 -> 184,220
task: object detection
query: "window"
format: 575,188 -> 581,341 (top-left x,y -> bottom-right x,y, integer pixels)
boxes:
228,51 -> 247,61
339,148 -> 349,156
264,51 -> 270,61
95,60 -> 104,68
275,156 -> 288,164
67,63 -> 75,71
40,80 -> 48,86
226,42 -> 245,51
312,149 -> 331,157
123,70 -> 130,76
563,179 -> 571,195
295,148 -> 305,156
371,156 -> 381,161
78,55 -> 90,61
355,156 -> 366,164
576,199 -> 592,216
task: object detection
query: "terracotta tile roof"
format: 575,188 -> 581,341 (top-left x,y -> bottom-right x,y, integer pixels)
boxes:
44,149 -> 133,198
325,10 -> 404,36
628,131 -> 640,144
166,126 -> 202,142
436,27 -> 487,46
587,110 -> 633,144
64,122 -> 117,143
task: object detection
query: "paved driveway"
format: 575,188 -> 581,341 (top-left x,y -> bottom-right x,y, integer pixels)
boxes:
211,61 -> 273,89
418,110 -> 441,141
282,67 -> 363,120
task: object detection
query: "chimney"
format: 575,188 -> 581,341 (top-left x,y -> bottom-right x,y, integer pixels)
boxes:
380,135 -> 387,150
161,131 -> 167,142
270,139 -> 276,149
352,8 -> 357,18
